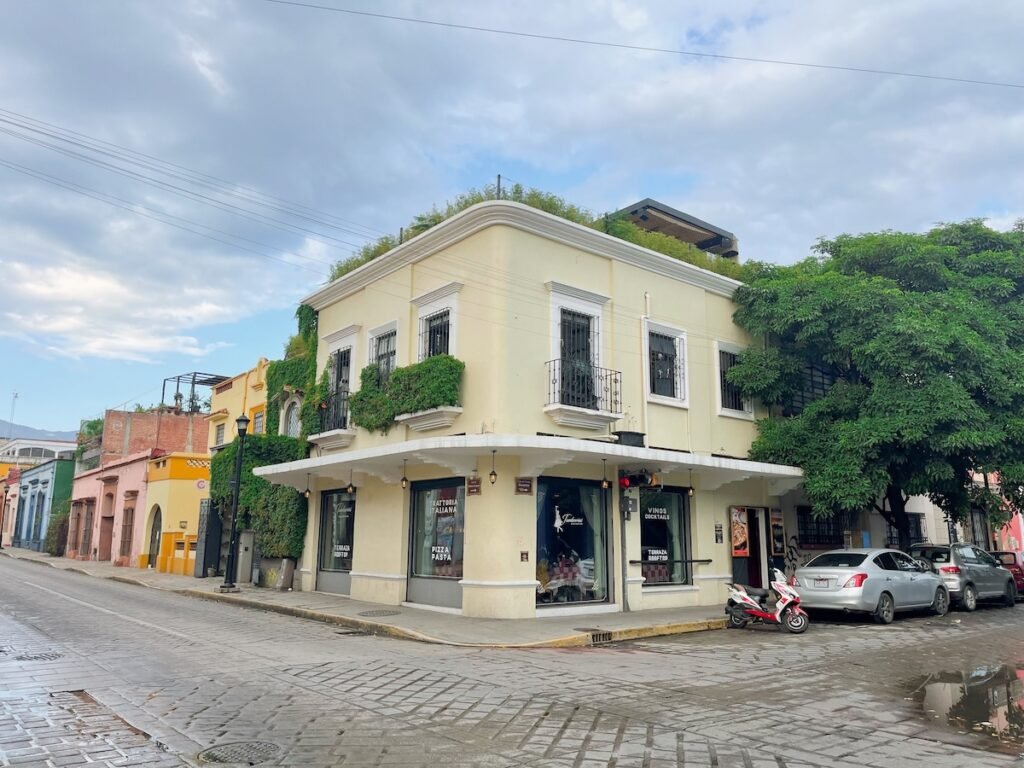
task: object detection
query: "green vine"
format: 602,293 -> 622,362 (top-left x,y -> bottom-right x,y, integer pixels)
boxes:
266,304 -> 319,436
43,498 -> 71,557
210,434 -> 308,559
350,355 -> 464,434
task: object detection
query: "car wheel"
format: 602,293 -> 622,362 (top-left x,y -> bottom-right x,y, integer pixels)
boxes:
874,592 -> 895,624
1004,581 -> 1017,608
931,587 -> 949,617
960,583 -> 978,612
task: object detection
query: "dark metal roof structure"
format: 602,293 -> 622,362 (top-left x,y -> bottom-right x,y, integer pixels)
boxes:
612,198 -> 740,259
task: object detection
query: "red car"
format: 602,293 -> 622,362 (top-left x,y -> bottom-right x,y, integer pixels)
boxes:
990,551 -> 1024,598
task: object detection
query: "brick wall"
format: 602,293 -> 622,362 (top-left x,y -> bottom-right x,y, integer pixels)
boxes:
101,410 -> 210,462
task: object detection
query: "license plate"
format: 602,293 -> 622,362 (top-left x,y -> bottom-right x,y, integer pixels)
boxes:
814,577 -> 829,587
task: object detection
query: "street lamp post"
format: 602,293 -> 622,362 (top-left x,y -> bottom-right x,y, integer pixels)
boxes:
219,413 -> 250,592
0,485 -> 8,550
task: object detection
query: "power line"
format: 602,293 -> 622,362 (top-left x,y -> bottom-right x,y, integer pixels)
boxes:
0,156 -> 329,277
0,107 -> 386,241
257,0 -> 1024,91
0,122 -> 368,251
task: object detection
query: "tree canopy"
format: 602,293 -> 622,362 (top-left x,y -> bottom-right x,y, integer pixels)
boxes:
727,219 -> 1024,550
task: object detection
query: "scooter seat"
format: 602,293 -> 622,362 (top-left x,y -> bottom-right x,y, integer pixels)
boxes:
741,586 -> 770,599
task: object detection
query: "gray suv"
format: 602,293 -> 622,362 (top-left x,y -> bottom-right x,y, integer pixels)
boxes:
909,543 -> 1016,611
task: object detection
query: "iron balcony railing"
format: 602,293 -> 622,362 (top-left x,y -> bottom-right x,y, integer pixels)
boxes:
546,359 -> 622,414
322,388 -> 350,432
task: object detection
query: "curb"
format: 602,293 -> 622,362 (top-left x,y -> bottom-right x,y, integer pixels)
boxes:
176,588 -> 593,648
4,551 -> 725,648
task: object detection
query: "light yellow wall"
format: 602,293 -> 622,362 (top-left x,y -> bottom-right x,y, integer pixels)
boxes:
313,224 -> 760,457
146,461 -> 209,537
208,359 -> 270,446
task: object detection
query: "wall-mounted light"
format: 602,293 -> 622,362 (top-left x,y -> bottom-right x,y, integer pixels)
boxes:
489,450 -> 497,485
601,459 -> 610,490
401,459 -> 408,490
346,469 -> 356,495
688,468 -> 695,497
303,473 -> 311,499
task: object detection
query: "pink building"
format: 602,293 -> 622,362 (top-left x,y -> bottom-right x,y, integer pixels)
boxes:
996,514 -> 1024,552
67,451 -> 154,566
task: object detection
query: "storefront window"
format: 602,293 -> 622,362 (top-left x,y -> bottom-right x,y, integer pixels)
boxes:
639,488 -> 691,585
411,480 -> 464,578
536,478 -> 608,605
319,490 -> 355,571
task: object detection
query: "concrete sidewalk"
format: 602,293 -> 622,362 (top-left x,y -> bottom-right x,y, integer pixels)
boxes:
0,547 -> 726,648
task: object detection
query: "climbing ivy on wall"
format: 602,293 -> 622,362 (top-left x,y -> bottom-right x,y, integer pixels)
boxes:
210,434 -> 309,559
350,355 -> 465,434
265,304 -> 318,436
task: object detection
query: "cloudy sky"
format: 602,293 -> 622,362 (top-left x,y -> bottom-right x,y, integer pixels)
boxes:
1,0 -> 1022,432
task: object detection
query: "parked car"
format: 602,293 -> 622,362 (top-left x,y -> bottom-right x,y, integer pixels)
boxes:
988,550 -> 1024,599
792,548 -> 948,624
908,543 -> 1017,611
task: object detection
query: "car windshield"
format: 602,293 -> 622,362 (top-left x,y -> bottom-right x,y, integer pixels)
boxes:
911,546 -> 951,564
992,552 -> 1016,566
804,553 -> 867,568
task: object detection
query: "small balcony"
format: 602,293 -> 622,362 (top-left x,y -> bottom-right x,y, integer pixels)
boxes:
543,359 -> 623,430
308,389 -> 356,450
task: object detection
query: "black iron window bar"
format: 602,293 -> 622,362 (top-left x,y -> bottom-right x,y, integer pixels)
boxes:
719,349 -> 749,412
649,331 -> 681,398
420,309 -> 451,359
546,359 -> 622,413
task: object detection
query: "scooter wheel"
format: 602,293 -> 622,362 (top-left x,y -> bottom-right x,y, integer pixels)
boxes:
727,612 -> 749,629
782,609 -> 809,634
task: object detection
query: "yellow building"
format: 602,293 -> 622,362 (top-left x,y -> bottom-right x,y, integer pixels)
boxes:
144,452 -> 211,574
257,200 -> 803,618
208,358 -> 269,451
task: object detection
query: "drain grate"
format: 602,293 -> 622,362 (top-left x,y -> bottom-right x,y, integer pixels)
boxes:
575,628 -> 614,646
358,609 -> 400,617
15,652 -> 63,661
197,741 -> 281,765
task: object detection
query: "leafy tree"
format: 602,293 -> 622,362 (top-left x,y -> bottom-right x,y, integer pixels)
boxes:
728,220 -> 1024,551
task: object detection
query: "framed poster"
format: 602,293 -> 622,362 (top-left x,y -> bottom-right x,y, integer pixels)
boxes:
730,507 -> 749,557
770,508 -> 785,556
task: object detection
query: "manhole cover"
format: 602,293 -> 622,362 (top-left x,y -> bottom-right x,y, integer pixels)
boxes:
358,609 -> 400,617
15,652 -> 63,661
198,741 -> 280,765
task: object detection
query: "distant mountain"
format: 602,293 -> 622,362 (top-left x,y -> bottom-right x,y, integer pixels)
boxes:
0,420 -> 77,442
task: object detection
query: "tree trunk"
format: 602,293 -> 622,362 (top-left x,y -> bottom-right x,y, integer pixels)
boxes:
885,485 -> 912,552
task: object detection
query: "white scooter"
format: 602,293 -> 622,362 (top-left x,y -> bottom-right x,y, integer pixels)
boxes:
725,568 -> 809,634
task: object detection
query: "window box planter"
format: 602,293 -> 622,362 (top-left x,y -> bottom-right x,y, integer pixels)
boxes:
307,428 -> 356,450
395,406 -> 463,432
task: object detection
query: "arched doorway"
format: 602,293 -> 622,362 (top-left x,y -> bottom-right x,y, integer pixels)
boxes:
147,505 -> 162,568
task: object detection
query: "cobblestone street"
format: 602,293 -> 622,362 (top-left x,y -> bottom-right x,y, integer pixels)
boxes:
2,557 -> 1023,767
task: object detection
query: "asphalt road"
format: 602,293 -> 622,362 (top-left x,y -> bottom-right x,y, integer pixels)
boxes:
1,556 -> 1023,768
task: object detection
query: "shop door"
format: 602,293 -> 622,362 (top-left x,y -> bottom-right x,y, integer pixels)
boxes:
730,507 -> 768,588
407,479 -> 465,609
98,516 -> 113,561
317,490 -> 355,595
147,506 -> 162,568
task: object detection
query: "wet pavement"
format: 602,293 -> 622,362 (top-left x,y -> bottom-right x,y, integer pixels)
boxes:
2,555 -> 1024,767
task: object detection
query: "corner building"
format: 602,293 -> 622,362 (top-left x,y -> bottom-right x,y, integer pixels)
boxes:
257,201 -> 802,618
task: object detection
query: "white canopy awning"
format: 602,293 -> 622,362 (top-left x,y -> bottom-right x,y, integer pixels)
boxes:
254,434 -> 803,496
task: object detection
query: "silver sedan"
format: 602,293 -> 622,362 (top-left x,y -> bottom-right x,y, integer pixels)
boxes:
793,548 -> 949,624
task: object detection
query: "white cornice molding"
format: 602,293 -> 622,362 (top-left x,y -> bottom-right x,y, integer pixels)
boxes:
302,201 -> 742,310
322,324 -> 361,345
545,281 -> 610,306
412,281 -> 463,307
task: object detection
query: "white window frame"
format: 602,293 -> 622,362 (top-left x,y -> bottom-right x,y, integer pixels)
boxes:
413,282 -> 461,361
644,320 -> 688,409
546,282 -> 609,367
280,395 -> 303,437
367,320 -> 399,386
252,411 -> 265,435
214,422 -> 226,447
324,324 -> 360,391
715,340 -> 754,420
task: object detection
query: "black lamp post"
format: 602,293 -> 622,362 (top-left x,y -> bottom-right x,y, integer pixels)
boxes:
0,485 -> 8,550
219,413 -> 250,591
